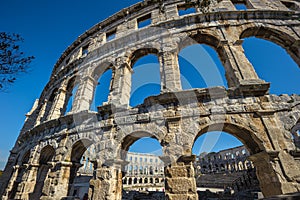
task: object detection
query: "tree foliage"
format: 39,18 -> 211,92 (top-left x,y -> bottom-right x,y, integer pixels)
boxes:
0,32 -> 34,91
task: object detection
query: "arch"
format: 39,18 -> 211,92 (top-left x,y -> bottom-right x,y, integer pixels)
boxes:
67,139 -> 94,196
178,44 -> 227,90
189,33 -> 228,68
242,36 -> 300,94
178,32 -> 232,87
193,123 -> 265,155
90,63 -> 115,111
128,49 -> 161,107
8,150 -> 31,199
40,88 -> 59,122
70,139 -> 94,162
64,75 -> 80,115
240,25 -> 300,67
119,132 -> 164,195
150,177 -> 154,184
127,48 -> 159,67
30,145 -> 55,199
128,178 -> 132,185
16,146 -> 33,166
119,131 -> 163,160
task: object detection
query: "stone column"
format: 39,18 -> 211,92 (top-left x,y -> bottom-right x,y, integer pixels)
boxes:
163,155 -> 198,200
255,111 -> 300,196
158,50 -> 182,92
4,164 -> 38,199
249,151 -> 286,197
110,58 -> 132,107
0,152 -> 19,199
1,165 -> 20,200
47,86 -> 68,120
51,161 -> 73,199
88,159 -> 125,200
67,162 -> 83,197
35,100 -> 47,126
222,40 -> 269,94
71,76 -> 97,112
15,163 -> 39,200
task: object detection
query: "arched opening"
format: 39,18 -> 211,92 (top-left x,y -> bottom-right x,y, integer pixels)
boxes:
240,27 -> 300,67
8,151 -> 30,199
192,130 -> 261,198
129,49 -> 161,107
30,145 -> 55,199
90,65 -> 114,111
121,133 -> 164,198
67,139 -> 94,199
64,77 -> 79,115
242,37 -> 300,95
41,88 -> 58,122
178,44 -> 227,90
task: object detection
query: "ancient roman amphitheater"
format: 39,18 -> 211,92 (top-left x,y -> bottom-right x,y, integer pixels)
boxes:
1,0 -> 300,199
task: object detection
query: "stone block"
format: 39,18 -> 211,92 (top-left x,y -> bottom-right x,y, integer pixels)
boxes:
165,177 -> 195,194
166,166 -> 188,178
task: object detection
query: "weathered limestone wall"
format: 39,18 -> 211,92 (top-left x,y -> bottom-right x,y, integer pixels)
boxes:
1,0 -> 300,199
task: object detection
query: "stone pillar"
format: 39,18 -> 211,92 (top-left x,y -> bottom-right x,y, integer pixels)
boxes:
255,111 -> 300,196
110,58 -> 132,107
67,162 -> 83,197
71,76 -> 97,112
35,100 -> 47,126
249,151 -> 285,197
51,161 -> 73,199
13,163 -> 39,200
1,165 -> 20,200
0,152 -> 19,199
47,86 -> 68,120
16,164 -> 40,199
158,50 -> 182,92
164,155 -> 198,200
88,159 -> 125,200
222,40 -> 269,94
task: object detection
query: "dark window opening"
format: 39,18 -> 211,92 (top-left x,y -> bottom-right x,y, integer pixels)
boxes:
178,5 -> 197,16
232,0 -> 248,10
66,57 -> 70,65
281,1 -> 298,11
65,84 -> 78,114
82,45 -> 89,56
106,30 -> 116,41
137,14 -> 152,29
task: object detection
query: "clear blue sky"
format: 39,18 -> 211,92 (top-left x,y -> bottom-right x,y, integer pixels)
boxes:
0,0 -> 299,169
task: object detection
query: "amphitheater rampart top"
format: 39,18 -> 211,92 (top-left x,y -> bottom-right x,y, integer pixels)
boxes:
49,0 -> 298,75
34,0 -> 300,107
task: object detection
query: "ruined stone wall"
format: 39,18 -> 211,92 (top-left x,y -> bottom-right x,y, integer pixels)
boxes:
0,0 -> 300,199
122,152 -> 164,191
196,145 -> 252,174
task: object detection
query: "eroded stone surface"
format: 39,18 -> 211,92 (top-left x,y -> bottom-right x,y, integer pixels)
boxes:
0,0 -> 300,199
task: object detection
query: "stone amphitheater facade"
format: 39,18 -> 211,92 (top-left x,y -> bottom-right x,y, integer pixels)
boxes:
1,0 -> 300,199
122,152 -> 165,191
195,145 -> 253,174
